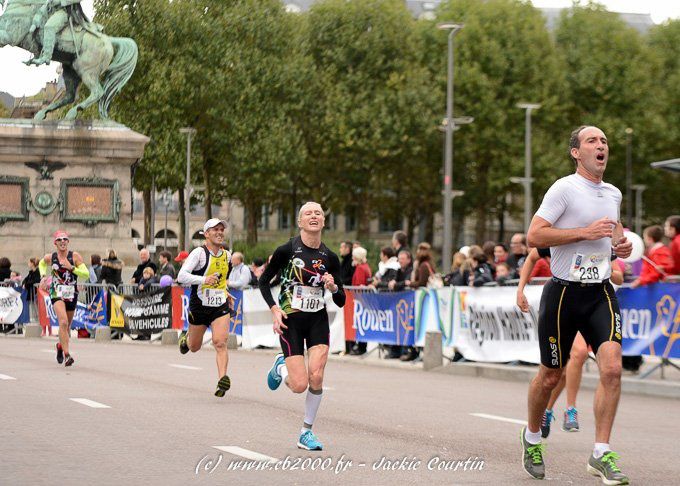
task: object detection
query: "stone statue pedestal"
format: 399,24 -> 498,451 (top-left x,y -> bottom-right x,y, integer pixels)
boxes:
0,119 -> 149,268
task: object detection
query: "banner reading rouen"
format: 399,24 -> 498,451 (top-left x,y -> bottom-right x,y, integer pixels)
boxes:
110,287 -> 172,335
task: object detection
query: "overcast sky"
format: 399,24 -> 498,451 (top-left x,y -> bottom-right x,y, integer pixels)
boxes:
1,0 -> 679,98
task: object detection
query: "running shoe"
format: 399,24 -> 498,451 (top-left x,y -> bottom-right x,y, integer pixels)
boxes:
587,451 -> 629,485
541,409 -> 555,438
64,354 -> 74,367
214,375 -> 231,397
520,426 -> 545,479
297,430 -> 323,451
267,353 -> 285,390
178,332 -> 189,355
56,343 -> 64,364
562,407 -> 579,432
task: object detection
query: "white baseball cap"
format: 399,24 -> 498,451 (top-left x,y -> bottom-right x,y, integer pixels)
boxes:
203,218 -> 227,232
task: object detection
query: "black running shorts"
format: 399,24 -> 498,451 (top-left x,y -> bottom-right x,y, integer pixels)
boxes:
51,297 -> 77,312
188,302 -> 230,327
538,278 -> 622,369
279,310 -> 330,358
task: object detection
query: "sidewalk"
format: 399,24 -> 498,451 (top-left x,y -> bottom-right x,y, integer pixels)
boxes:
326,348 -> 680,400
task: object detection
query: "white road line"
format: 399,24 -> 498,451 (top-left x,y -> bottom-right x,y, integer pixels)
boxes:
69,398 -> 111,409
470,413 -> 527,425
168,364 -> 202,370
213,446 -> 279,462
0,374 -> 17,380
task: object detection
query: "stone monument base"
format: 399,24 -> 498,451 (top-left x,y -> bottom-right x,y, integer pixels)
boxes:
0,119 -> 149,270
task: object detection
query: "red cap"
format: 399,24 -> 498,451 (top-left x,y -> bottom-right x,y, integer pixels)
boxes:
174,250 -> 189,262
53,230 -> 69,243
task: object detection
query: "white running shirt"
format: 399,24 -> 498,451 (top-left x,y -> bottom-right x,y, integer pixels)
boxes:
535,173 -> 621,282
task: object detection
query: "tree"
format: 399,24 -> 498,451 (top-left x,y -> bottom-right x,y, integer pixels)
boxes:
303,0 -> 439,240
430,0 -> 569,243
644,20 -> 680,224
554,3 -> 671,226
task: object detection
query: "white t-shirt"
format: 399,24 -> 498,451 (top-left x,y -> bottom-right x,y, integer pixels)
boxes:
535,173 -> 621,282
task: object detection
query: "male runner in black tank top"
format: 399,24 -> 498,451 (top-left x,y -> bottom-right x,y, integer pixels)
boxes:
38,231 -> 89,367
260,202 -> 345,451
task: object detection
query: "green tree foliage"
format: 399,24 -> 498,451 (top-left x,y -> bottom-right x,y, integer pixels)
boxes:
554,2 -> 671,225
89,0 -> 677,249
645,20 -> 680,221
432,0 -> 569,242
304,0 -> 440,240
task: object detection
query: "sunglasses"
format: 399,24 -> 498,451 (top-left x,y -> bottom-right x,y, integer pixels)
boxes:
55,238 -> 69,242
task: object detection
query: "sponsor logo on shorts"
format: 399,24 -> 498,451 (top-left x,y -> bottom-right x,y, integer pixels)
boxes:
615,312 -> 621,340
549,336 -> 559,366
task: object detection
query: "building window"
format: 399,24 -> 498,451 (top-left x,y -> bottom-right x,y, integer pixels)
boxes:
345,210 -> 356,232
379,213 -> 399,233
278,208 -> 291,230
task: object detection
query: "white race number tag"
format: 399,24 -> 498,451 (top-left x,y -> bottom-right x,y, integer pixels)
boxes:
291,285 -> 324,312
569,253 -> 609,283
57,285 -> 75,300
202,288 -> 226,307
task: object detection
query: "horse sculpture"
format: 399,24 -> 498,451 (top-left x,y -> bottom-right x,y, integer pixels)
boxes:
0,0 -> 137,120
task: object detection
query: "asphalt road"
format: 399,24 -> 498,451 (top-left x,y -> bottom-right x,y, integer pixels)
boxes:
1,335 -> 678,485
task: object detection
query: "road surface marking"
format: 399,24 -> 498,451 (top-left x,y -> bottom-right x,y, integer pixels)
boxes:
41,349 -> 54,353
212,446 -> 279,462
169,364 -> 202,370
0,374 -> 17,380
470,413 -> 526,425
70,398 -> 111,409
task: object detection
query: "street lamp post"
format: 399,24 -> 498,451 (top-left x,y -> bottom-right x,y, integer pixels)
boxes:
631,184 -> 646,235
161,189 -> 171,250
513,103 -> 541,233
179,127 -> 196,251
437,22 -> 464,270
625,127 -> 633,228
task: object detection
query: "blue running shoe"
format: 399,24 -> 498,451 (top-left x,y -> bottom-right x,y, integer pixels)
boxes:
562,407 -> 579,432
297,430 -> 323,451
541,409 -> 555,438
267,353 -> 285,390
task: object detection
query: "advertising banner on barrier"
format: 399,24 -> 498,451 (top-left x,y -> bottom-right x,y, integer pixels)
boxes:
0,286 -> 29,324
451,286 -> 542,363
350,290 -> 415,345
619,283 -> 680,358
37,288 -> 107,330
109,287 -> 172,335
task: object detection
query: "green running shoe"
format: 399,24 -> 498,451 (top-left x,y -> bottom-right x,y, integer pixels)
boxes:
178,332 -> 189,355
587,451 -> 629,485
214,375 -> 231,397
520,426 -> 545,479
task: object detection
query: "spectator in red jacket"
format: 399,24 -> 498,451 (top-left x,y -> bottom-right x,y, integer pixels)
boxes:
631,225 -> 674,287
665,215 -> 680,275
349,247 -> 371,356
529,252 -> 552,279
351,247 -> 372,286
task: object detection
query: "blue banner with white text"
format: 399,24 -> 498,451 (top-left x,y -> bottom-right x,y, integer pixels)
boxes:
351,291 -> 415,345
618,283 -> 680,358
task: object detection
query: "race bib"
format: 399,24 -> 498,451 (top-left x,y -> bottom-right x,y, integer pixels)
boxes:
202,288 -> 226,307
57,285 -> 75,300
291,285 -> 324,312
569,253 -> 609,283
